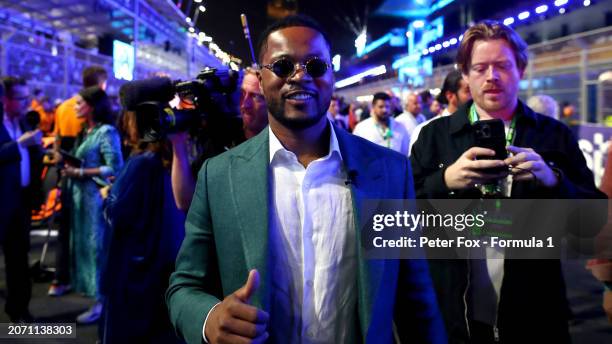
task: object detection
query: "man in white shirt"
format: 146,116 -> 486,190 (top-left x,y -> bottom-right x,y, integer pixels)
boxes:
409,69 -> 472,155
353,92 -> 410,155
167,15 -> 445,344
0,76 -> 42,322
395,92 -> 426,136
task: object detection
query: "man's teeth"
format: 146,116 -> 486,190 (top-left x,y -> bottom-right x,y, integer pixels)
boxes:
288,93 -> 313,100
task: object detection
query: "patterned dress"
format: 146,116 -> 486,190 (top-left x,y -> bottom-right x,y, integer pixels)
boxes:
69,124 -> 123,299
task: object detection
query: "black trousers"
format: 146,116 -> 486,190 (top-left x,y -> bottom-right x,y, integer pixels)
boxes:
53,176 -> 71,284
1,187 -> 32,320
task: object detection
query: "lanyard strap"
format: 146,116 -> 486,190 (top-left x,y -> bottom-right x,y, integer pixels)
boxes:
376,121 -> 393,148
469,104 -> 517,146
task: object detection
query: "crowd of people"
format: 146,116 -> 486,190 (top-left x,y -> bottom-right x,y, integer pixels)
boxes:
0,13 -> 611,344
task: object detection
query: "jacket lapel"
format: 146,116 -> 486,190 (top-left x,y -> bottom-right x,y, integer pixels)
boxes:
229,129 -> 270,311
336,129 -> 387,337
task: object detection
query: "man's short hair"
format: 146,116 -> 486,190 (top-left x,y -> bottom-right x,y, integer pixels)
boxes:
257,15 -> 331,62
0,76 -> 27,97
438,69 -> 464,105
372,92 -> 391,105
456,20 -> 528,74
82,65 -> 108,88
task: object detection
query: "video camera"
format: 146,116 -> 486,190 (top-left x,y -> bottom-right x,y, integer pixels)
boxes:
119,66 -> 240,142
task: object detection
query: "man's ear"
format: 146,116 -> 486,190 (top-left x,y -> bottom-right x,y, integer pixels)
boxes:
256,70 -> 264,95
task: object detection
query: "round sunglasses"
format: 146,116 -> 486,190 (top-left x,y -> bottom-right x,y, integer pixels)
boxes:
262,57 -> 330,78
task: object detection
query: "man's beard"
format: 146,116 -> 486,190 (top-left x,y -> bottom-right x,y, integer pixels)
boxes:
267,98 -> 326,130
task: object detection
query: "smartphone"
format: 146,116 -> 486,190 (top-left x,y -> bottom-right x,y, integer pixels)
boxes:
472,119 -> 507,173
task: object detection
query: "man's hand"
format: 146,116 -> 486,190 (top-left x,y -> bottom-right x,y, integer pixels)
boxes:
504,145 -> 559,188
444,147 -> 508,190
17,129 -> 42,148
205,270 -> 269,344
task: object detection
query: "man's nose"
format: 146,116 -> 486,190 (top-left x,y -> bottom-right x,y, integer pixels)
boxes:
486,65 -> 500,80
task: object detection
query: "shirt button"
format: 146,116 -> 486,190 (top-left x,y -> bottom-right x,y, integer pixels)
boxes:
439,163 -> 444,169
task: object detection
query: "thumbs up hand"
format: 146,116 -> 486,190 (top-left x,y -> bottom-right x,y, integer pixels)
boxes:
204,270 -> 269,344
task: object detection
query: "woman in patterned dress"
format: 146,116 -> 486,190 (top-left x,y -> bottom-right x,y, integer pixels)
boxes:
61,86 -> 123,323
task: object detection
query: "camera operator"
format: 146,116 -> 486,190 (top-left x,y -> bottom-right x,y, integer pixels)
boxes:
101,104 -> 185,343
118,70 -> 245,211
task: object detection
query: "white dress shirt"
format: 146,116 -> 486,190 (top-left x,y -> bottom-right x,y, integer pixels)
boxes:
268,123 -> 357,343
2,116 -> 30,187
353,116 -> 410,155
395,111 -> 427,136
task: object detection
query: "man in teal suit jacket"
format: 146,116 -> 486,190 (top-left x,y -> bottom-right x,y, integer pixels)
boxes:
167,15 -> 445,344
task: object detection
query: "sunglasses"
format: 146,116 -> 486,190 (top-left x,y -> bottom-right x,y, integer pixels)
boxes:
262,57 -> 330,78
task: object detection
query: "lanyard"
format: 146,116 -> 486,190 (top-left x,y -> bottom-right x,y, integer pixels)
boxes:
469,104 -> 517,146
375,121 -> 393,148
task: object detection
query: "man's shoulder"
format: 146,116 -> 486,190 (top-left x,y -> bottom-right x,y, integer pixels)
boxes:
56,96 -> 77,114
417,113 -> 452,135
203,130 -> 267,171
341,130 -> 408,163
354,117 -> 374,128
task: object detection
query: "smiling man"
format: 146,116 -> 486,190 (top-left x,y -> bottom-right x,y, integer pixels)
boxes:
410,21 -> 605,343
167,15 -> 445,344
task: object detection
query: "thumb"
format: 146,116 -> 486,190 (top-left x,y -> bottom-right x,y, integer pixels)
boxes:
235,269 -> 260,303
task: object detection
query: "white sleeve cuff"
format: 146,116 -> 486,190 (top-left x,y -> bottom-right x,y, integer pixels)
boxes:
99,165 -> 114,177
202,302 -> 222,343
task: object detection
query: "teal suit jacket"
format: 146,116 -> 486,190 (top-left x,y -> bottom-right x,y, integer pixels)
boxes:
166,126 -> 446,343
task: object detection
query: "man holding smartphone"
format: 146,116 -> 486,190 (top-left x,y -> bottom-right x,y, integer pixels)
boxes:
410,21 -> 605,342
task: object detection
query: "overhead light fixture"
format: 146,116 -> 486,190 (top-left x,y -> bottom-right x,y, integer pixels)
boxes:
188,27 -> 195,33
335,65 -> 387,89
194,0 -> 203,3
554,0 -> 568,6
518,11 -> 530,20
449,38 -> 458,45
412,20 -> 425,29
186,17 -> 192,23
332,54 -> 341,72
503,17 -> 515,26
535,5 -> 549,14
583,0 -> 591,6
199,5 -> 206,12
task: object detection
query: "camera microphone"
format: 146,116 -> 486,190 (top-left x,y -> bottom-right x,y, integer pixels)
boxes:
119,77 -> 176,111
240,14 -> 258,68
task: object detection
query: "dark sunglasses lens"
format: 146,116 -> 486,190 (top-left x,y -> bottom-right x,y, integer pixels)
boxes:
306,59 -> 328,77
272,60 -> 294,77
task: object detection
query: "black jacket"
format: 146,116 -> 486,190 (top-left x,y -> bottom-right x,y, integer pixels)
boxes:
410,101 -> 606,343
0,115 -> 43,237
